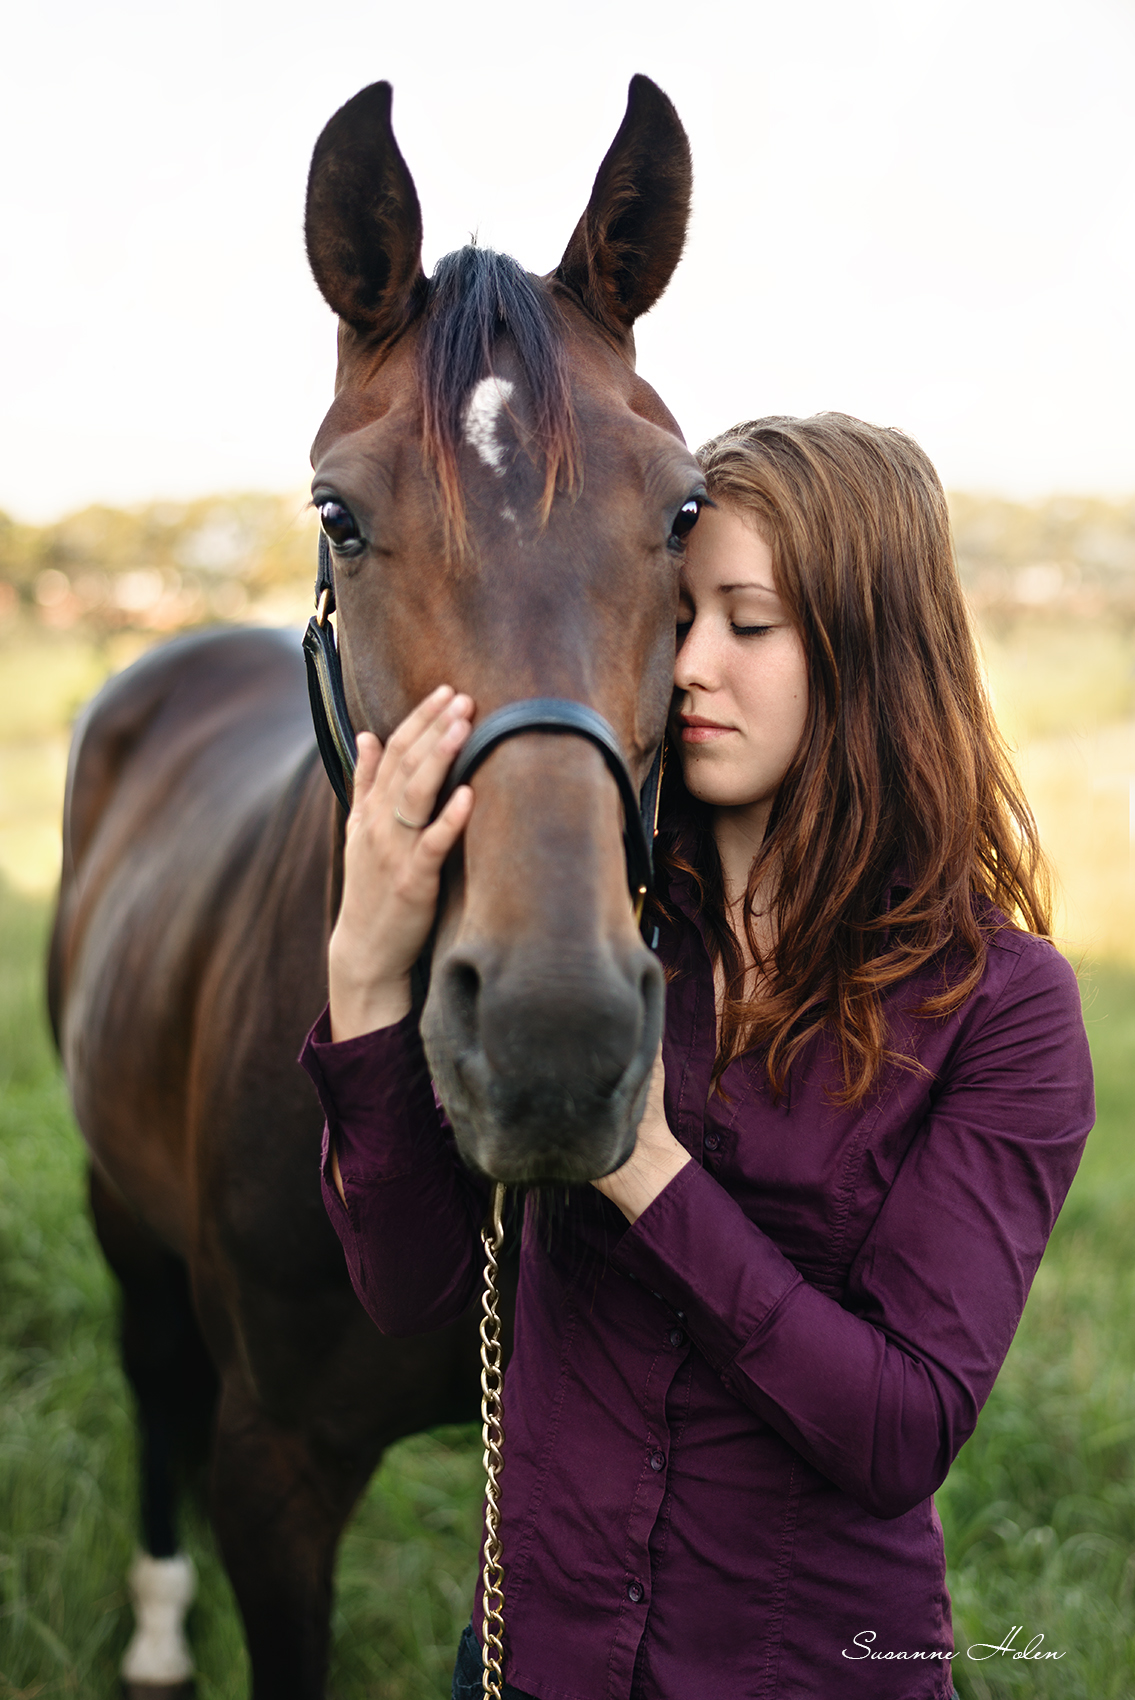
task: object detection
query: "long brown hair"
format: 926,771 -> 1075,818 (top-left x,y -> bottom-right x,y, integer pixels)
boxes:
664,412 -> 1052,1102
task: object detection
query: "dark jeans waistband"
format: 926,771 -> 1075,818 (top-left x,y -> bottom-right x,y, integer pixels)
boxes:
452,1621 -> 538,1700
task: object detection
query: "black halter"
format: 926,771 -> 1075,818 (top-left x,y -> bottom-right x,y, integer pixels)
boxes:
302,534 -> 664,928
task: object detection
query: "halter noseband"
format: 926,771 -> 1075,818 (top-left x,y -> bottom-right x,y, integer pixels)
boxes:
302,534 -> 664,930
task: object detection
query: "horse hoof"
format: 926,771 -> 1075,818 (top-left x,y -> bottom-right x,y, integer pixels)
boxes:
123,1685 -> 196,1700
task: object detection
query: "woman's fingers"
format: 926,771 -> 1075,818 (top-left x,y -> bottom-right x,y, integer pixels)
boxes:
351,730 -> 384,808
416,784 -> 474,862
643,1044 -> 667,1126
357,690 -> 469,818
395,708 -> 472,827
382,684 -> 456,765
338,687 -> 474,955
346,689 -> 465,829
380,686 -> 461,795
330,688 -> 478,1040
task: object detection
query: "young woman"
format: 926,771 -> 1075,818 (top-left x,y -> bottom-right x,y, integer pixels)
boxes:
301,413 -> 1094,1700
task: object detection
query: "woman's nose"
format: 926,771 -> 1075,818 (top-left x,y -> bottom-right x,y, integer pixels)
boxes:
673,616 -> 717,693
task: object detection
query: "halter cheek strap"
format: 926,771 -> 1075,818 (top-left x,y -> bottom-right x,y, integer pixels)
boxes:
301,535 -> 357,816
302,533 -> 665,923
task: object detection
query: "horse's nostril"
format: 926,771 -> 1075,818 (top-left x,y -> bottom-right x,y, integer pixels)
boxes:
447,959 -> 481,1044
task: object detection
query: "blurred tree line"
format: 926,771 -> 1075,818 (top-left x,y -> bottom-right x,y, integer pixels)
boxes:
0,493 -> 319,635
1,488 -> 1134,639
950,492 -> 1135,624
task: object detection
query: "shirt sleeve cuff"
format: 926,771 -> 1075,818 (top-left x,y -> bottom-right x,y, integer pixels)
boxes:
299,1004 -> 447,1183
610,1159 -> 804,1370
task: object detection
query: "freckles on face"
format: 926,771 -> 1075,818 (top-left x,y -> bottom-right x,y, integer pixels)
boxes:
672,503 -> 809,815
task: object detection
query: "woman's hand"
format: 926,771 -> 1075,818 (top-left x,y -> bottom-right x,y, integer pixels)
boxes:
328,686 -> 474,1042
592,1046 -> 690,1224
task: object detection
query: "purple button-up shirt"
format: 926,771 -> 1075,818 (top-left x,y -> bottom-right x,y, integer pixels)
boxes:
300,872 -> 1092,1700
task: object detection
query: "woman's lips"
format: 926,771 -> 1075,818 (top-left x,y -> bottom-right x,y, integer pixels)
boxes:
679,716 -> 735,744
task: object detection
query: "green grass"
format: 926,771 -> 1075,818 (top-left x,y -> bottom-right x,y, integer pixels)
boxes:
940,964 -> 1135,1697
0,881 -> 1132,1697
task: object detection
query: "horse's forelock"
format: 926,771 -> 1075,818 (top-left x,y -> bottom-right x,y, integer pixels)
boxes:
417,246 -> 579,547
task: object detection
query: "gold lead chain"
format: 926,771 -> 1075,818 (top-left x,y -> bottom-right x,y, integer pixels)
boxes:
480,1182 -> 507,1699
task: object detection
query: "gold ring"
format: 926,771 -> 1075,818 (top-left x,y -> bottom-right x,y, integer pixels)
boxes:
393,804 -> 428,831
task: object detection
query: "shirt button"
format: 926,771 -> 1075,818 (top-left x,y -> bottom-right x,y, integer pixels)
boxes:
668,1327 -> 685,1348
627,1580 -> 644,1603
650,1450 -> 666,1471
704,1133 -> 720,1151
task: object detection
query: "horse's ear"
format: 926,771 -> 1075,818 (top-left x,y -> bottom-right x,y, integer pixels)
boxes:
556,75 -> 692,336
305,82 -> 426,342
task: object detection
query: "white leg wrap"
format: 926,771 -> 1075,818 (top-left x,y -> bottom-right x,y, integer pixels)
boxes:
120,1551 -> 196,1684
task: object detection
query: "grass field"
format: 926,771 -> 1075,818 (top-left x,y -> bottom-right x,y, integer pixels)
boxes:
0,877 -> 1133,1697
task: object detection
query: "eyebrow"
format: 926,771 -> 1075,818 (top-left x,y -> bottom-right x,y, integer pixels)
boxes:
716,582 -> 780,596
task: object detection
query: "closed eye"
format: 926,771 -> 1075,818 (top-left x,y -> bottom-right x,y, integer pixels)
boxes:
732,624 -> 774,637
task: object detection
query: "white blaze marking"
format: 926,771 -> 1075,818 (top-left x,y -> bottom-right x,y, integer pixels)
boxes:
121,1551 -> 196,1684
464,375 -> 515,475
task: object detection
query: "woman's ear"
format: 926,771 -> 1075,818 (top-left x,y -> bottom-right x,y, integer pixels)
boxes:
555,75 -> 692,338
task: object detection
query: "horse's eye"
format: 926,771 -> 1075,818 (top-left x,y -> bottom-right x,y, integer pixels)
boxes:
319,500 -> 362,551
669,499 -> 701,546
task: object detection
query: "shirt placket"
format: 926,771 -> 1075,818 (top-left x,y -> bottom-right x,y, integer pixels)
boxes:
605,1304 -> 692,1697
607,930 -> 709,1696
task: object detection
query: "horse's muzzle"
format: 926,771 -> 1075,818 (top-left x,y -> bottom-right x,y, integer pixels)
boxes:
422,936 -> 665,1186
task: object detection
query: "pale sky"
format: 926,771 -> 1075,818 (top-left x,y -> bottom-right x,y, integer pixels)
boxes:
2,0 -> 1133,523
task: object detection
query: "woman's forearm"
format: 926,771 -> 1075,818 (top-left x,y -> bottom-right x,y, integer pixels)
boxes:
302,1008 -> 490,1334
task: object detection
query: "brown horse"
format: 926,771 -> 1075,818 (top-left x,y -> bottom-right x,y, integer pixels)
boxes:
49,76 -> 696,1698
